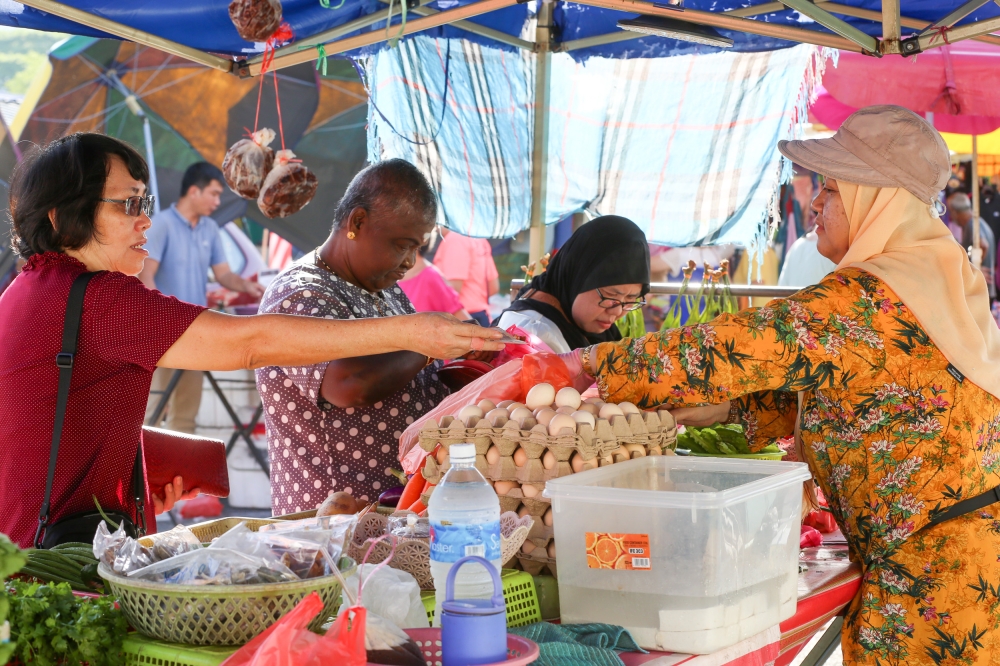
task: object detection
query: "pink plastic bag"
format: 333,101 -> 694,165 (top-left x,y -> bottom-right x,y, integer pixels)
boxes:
220,592 -> 367,666
493,325 -> 545,365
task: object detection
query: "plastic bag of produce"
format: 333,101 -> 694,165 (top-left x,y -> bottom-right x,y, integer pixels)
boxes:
222,129 -> 276,199
221,593 -> 367,666
129,547 -> 297,584
228,0 -> 282,42
338,564 -> 428,629
259,514 -> 358,559
257,149 -> 318,219
211,522 -> 343,579
94,522 -> 154,575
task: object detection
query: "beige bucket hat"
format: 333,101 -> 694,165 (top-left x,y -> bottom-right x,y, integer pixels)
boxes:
778,105 -> 951,205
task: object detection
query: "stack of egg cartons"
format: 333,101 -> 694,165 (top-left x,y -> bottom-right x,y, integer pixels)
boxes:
416,384 -> 678,575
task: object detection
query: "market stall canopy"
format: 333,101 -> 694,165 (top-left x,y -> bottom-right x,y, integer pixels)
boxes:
2,1 -> 1000,76
0,37 -> 369,250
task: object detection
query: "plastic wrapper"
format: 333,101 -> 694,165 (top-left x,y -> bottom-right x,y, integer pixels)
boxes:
211,522 -> 341,579
129,547 -> 298,585
387,514 -> 430,540
147,524 -> 202,560
257,149 -> 318,219
222,129 -> 276,199
94,522 -> 154,575
338,564 -> 428,629
258,514 -> 357,561
228,0 -> 282,42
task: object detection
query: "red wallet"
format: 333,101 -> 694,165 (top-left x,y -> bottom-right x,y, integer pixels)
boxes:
141,426 -> 230,498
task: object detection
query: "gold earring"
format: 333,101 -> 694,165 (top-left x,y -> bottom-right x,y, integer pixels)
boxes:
347,231 -> 356,240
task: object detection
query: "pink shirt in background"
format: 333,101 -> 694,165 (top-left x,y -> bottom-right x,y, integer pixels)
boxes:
433,231 -> 498,314
398,264 -> 464,315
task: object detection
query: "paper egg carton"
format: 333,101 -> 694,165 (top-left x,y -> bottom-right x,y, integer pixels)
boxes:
418,409 -> 677,486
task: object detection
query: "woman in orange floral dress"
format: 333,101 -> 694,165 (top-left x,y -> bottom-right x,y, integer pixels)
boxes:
570,106 -> 1000,664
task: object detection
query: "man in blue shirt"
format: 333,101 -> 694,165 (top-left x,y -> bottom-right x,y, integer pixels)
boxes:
140,162 -> 264,433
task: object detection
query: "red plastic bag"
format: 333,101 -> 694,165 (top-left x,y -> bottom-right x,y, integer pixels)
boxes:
799,525 -> 823,549
221,593 -> 367,666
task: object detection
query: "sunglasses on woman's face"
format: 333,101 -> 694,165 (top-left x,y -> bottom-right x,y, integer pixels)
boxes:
100,195 -> 155,217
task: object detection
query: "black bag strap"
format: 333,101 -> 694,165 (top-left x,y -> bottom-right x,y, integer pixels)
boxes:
35,272 -> 97,549
917,485 -> 1000,536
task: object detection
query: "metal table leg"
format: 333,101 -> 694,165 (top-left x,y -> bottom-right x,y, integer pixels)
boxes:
798,616 -> 844,666
146,368 -> 184,426
204,372 -> 270,479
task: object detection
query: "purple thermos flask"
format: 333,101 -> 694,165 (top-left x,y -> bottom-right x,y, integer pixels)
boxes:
440,556 -> 507,665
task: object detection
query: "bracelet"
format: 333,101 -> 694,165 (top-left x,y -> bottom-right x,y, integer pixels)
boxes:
581,346 -> 594,376
725,401 -> 741,425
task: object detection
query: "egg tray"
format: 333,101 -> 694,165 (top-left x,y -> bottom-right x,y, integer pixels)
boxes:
418,410 -> 677,487
515,550 -> 558,578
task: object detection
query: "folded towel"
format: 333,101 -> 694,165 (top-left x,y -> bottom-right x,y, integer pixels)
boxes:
509,622 -> 645,666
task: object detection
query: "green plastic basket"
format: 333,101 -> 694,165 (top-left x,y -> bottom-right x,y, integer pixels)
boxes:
122,634 -> 236,666
421,569 -> 542,628
101,556 -> 356,646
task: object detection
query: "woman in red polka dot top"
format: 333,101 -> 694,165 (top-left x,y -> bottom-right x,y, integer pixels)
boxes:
0,134 -> 503,548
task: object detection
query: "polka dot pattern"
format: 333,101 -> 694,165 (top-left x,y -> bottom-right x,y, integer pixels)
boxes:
0,253 -> 205,548
256,258 -> 448,513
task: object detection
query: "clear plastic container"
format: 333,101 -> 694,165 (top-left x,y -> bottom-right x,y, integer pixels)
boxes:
544,456 -> 811,654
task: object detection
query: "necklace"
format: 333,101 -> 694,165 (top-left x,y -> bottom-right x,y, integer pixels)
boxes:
313,251 -> 392,317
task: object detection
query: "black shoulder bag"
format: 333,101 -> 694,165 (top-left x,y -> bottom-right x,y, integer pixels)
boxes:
34,272 -> 147,549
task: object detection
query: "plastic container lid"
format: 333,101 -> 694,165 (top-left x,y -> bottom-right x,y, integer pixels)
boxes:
442,597 -> 506,616
449,443 -> 476,463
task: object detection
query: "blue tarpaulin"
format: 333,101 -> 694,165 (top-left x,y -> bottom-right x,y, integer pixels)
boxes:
2,1 -> 999,61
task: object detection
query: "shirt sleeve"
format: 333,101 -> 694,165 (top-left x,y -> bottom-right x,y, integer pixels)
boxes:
88,272 -> 206,372
434,235 -> 471,281
209,222 -> 228,268
145,213 -> 169,264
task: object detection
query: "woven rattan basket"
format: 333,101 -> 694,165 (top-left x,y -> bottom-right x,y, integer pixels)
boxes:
103,516 -> 356,646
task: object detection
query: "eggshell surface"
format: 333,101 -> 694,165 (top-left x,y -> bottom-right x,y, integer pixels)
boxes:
526,383 -> 556,410
554,387 -> 582,410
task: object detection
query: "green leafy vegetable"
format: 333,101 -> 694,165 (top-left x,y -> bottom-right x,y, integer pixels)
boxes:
6,579 -> 127,666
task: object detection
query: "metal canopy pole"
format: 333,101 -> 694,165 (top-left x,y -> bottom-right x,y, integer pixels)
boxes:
528,0 -> 554,265
246,0 -> 517,76
918,0 -> 994,35
881,0 -> 901,54
17,0 -> 233,72
914,15 -> 1000,51
777,0 -> 880,53
376,0 -> 534,51
817,1 -> 1000,47
973,134 -> 982,269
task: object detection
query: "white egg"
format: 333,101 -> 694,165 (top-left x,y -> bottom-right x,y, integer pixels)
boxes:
554,387 -> 582,410
570,410 -> 596,428
458,405 -> 484,422
485,408 -> 510,426
535,409 -> 556,426
477,399 -> 497,412
509,407 -> 533,422
548,413 -> 577,436
618,401 -> 641,415
555,406 -> 576,415
526,383 -> 556,410
599,403 -> 624,420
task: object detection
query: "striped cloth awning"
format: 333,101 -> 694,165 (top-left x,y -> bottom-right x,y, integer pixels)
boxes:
363,38 -> 830,250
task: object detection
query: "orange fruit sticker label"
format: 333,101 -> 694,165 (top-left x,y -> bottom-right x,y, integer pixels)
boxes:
585,532 -> 651,570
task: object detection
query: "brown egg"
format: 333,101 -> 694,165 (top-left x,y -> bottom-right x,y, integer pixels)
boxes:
509,407 -> 533,422
535,409 -> 556,426
517,504 -> 532,518
583,397 -> 605,406
493,480 -> 518,495
599,403 -> 625,420
477,399 -> 497,412
485,446 -> 501,465
434,447 -> 448,465
555,406 -> 576,415
570,410 -> 596,428
513,447 -> 528,467
546,542 -> 557,558
618,401 -> 641,415
547,413 -> 577,436
542,507 -> 553,526
521,484 -> 540,498
526,383 -> 556,410
458,405 -> 484,422
555,387 -> 582,410
485,408 -> 510,426
521,541 -> 536,554
542,450 -> 557,470
497,400 -> 516,409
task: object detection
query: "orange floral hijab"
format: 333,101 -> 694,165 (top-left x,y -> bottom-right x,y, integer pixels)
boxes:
837,181 -> 1000,399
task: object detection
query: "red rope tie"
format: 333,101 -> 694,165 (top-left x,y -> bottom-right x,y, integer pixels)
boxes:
930,25 -> 951,46
273,70 -> 286,151
253,22 -> 294,136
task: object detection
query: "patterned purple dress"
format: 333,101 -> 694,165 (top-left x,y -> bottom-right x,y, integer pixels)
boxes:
256,253 -> 448,514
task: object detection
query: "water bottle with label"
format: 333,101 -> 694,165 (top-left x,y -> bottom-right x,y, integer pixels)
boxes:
428,443 -> 501,626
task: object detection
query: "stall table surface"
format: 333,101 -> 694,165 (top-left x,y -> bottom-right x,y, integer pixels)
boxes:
621,541 -> 860,666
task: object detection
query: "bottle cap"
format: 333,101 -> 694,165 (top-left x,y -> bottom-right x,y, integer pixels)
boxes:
449,443 -> 476,463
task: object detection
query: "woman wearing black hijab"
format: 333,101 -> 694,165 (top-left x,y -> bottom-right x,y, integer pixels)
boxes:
496,216 -> 651,352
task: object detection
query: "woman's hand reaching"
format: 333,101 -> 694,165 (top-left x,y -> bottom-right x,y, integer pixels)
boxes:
671,401 -> 732,428
406,313 -> 506,359
152,475 -> 201,514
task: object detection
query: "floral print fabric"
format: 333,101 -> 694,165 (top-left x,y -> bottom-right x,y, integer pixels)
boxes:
593,268 -> 1000,665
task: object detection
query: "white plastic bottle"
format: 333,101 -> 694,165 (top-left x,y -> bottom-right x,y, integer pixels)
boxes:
428,442 -> 501,626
